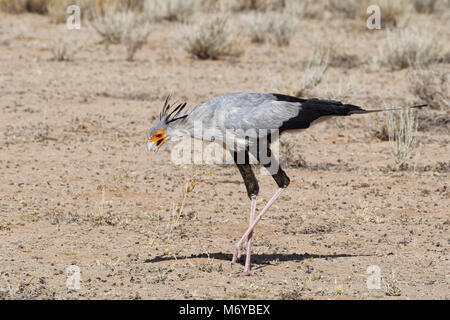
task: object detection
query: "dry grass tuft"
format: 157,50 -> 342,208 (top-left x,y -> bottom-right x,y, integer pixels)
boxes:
46,0 -> 91,23
293,66 -> 328,98
183,16 -> 242,60
89,7 -> 151,60
373,117 -> 390,141
243,12 -> 296,46
309,41 -> 334,68
50,39 -> 76,61
412,0 -> 440,13
378,27 -> 441,70
279,134 -> 307,168
285,0 -> 324,19
409,69 -> 449,110
291,44 -> 330,98
122,22 -> 151,61
357,0 -> 412,28
324,79 -> 359,102
228,0 -> 285,12
0,0 -> 48,14
326,0 -> 358,19
386,106 -> 417,170
144,0 -> 197,22
89,8 -> 139,44
384,272 -> 402,296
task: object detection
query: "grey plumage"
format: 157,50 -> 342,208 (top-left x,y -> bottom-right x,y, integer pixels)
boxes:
151,92 -> 367,151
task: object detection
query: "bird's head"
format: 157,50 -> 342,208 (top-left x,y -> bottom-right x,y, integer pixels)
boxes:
147,96 -> 188,152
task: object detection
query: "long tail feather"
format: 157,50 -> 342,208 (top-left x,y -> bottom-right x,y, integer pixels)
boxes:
350,104 -> 428,114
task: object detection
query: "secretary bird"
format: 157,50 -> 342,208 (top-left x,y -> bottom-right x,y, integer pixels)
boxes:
146,92 -> 425,275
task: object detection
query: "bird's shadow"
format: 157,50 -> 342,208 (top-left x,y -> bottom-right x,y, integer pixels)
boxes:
144,252 -> 368,268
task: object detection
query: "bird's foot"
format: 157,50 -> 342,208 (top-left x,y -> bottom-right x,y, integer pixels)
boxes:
231,270 -> 254,277
231,243 -> 242,264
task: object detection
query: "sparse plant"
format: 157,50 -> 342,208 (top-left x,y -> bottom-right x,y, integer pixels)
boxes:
327,0 -> 358,19
278,134 -> 307,168
144,0 -> 197,22
243,12 -> 296,46
87,0 -> 145,16
378,27 -> 441,70
46,0 -> 87,23
373,116 -> 389,141
228,0 -> 285,12
324,78 -> 359,102
412,0 -> 439,13
357,0 -> 413,28
50,39 -> 75,61
384,271 -> 402,296
89,7 -> 151,60
89,185 -> 119,226
183,16 -> 242,60
285,0 -> 324,19
163,177 -> 196,243
292,42 -> 330,97
386,106 -> 417,169
293,65 -> 328,98
309,41 -> 334,67
89,8 -> 145,44
0,0 -> 47,14
267,14 -> 296,46
122,21 -> 151,61
243,13 -> 267,43
409,69 -> 449,110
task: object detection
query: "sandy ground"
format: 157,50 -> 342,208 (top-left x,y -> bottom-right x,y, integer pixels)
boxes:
0,11 -> 449,300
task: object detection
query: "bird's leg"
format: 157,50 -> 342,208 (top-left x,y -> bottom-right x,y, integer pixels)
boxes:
243,196 -> 257,272
234,196 -> 256,262
232,187 -> 285,268
231,149 -> 259,261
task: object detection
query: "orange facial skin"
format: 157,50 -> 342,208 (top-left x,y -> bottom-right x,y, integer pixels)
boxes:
148,130 -> 167,147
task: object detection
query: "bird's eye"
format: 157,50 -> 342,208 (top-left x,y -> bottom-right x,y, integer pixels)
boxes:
151,130 -> 165,141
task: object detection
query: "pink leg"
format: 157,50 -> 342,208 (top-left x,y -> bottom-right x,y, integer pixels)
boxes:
232,197 -> 256,264
244,196 -> 257,273
232,188 -> 285,270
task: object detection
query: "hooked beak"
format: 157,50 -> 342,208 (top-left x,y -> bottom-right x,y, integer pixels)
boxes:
147,137 -> 167,153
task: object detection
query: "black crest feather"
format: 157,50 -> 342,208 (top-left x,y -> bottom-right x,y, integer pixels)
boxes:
159,95 -> 188,123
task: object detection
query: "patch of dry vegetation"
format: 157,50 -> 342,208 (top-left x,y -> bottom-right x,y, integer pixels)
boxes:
326,0 -> 358,19
50,39 -> 76,61
0,0 -> 47,13
412,0 -> 440,14
183,16 -> 242,60
378,27 -> 441,70
227,0 -> 324,19
0,0 -> 144,16
228,0 -> 285,12
386,107 -> 417,170
409,69 -> 449,110
46,0 -> 91,23
357,0 -> 413,28
89,7 -> 151,60
243,12 -> 296,46
307,41 -> 360,69
279,134 -> 307,168
285,0 -> 324,19
324,78 -> 359,102
144,0 -> 197,22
